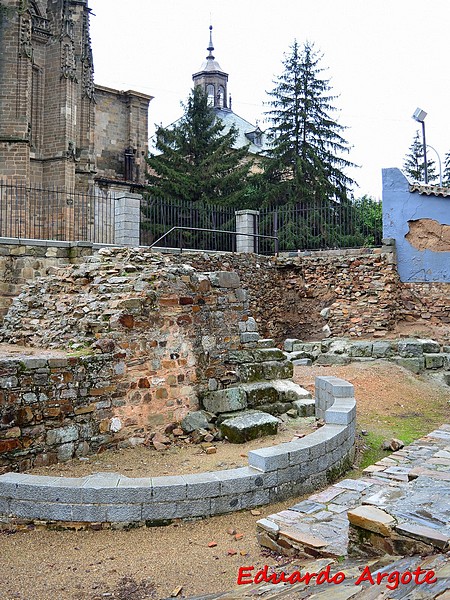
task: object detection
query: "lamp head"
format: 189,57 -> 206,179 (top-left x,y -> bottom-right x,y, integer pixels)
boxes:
413,107 -> 427,122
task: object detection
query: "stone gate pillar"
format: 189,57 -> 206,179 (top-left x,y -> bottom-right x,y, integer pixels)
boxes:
235,210 -> 259,253
114,193 -> 142,246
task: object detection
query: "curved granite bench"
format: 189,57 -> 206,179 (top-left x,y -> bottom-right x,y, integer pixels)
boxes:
0,376 -> 356,525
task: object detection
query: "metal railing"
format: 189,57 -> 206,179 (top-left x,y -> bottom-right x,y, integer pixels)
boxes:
258,199 -> 382,254
149,226 -> 279,255
0,181 -> 115,244
140,196 -> 236,251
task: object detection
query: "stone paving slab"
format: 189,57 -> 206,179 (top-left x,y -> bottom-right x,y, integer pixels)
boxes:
257,426 -> 450,561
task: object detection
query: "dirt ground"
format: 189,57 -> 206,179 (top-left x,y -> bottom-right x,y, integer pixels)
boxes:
26,419 -> 317,479
0,361 -> 449,600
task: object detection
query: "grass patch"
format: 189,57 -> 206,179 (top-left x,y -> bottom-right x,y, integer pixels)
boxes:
356,431 -> 386,471
355,400 -> 450,475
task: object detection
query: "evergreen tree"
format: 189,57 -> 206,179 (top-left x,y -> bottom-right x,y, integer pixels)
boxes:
262,41 -> 356,206
442,151 -> 450,186
146,86 -> 252,205
403,131 -> 437,183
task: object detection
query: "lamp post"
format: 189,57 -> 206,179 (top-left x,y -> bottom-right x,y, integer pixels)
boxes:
412,107 -> 428,184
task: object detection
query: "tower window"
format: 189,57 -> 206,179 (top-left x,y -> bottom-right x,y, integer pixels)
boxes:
206,85 -> 215,106
218,86 -> 225,108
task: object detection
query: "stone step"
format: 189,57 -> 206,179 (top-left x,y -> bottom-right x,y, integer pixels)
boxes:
228,348 -> 286,364
203,380 -> 313,417
219,411 -> 280,444
256,338 -> 276,348
202,387 -> 247,414
239,380 -> 314,416
240,379 -> 311,403
237,360 -> 293,383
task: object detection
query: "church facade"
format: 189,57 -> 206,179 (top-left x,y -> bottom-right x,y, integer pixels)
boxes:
0,0 -> 152,193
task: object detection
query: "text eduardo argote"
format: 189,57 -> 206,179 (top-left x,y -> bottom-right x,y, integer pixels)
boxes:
237,564 -> 437,591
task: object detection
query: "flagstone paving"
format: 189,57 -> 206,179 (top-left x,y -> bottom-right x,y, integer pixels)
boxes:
256,425 -> 450,561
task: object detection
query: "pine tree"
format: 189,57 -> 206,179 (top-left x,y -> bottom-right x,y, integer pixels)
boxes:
262,41 -> 356,206
146,87 -> 252,205
403,131 -> 437,184
442,151 -> 450,186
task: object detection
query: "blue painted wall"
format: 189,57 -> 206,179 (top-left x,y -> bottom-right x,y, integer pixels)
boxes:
382,168 -> 450,282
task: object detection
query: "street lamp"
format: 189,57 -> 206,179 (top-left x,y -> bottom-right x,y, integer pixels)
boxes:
412,107 -> 428,184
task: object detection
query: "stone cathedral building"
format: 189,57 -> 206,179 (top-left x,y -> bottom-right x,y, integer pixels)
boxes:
0,0 -> 152,193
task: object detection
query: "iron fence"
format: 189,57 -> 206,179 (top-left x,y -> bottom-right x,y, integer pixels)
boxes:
140,195 -> 236,252
0,182 -> 382,254
0,181 -> 115,244
258,198 -> 383,254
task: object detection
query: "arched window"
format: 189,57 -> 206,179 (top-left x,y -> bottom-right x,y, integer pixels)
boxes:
206,85 -> 215,107
217,86 -> 225,108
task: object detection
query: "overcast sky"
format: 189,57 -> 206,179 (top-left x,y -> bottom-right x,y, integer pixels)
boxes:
89,0 -> 450,199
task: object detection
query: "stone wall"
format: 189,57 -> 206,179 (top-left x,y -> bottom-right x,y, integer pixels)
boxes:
0,376 -> 356,525
283,337 -> 450,374
1,241 -> 450,344
164,248 -> 401,340
165,249 -> 450,341
0,239 -> 93,319
399,282 -> 450,325
0,353 -> 121,473
0,247 -> 251,468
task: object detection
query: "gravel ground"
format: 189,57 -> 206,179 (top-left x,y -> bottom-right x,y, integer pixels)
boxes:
0,361 -> 449,600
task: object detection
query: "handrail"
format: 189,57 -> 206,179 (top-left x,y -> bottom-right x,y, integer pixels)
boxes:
148,226 -> 279,255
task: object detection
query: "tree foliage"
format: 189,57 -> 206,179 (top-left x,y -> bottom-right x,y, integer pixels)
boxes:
443,151 -> 450,186
403,131 -> 437,184
146,86 -> 252,205
261,41 -> 356,206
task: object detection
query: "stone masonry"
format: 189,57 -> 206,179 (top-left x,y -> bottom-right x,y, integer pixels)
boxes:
0,1 -> 152,193
0,352 -> 123,472
0,374 -> 356,523
282,336 -> 450,374
0,242 -> 450,346
0,246 -> 259,468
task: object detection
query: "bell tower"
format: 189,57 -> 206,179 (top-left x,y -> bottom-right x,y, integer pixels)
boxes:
192,26 -> 229,109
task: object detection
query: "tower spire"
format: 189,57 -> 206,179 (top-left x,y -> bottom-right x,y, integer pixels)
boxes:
193,25 -> 229,109
207,25 -> 215,60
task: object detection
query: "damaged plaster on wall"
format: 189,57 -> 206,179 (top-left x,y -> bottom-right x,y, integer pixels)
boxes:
405,218 -> 450,252
382,168 -> 450,282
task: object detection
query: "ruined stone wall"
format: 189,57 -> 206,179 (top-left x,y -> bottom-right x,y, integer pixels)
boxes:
164,248 -> 401,340
0,239 -> 93,319
399,282 -> 450,325
1,244 -> 449,470
0,353 -> 122,473
166,249 -> 450,341
0,247 -> 250,468
1,241 -> 450,343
